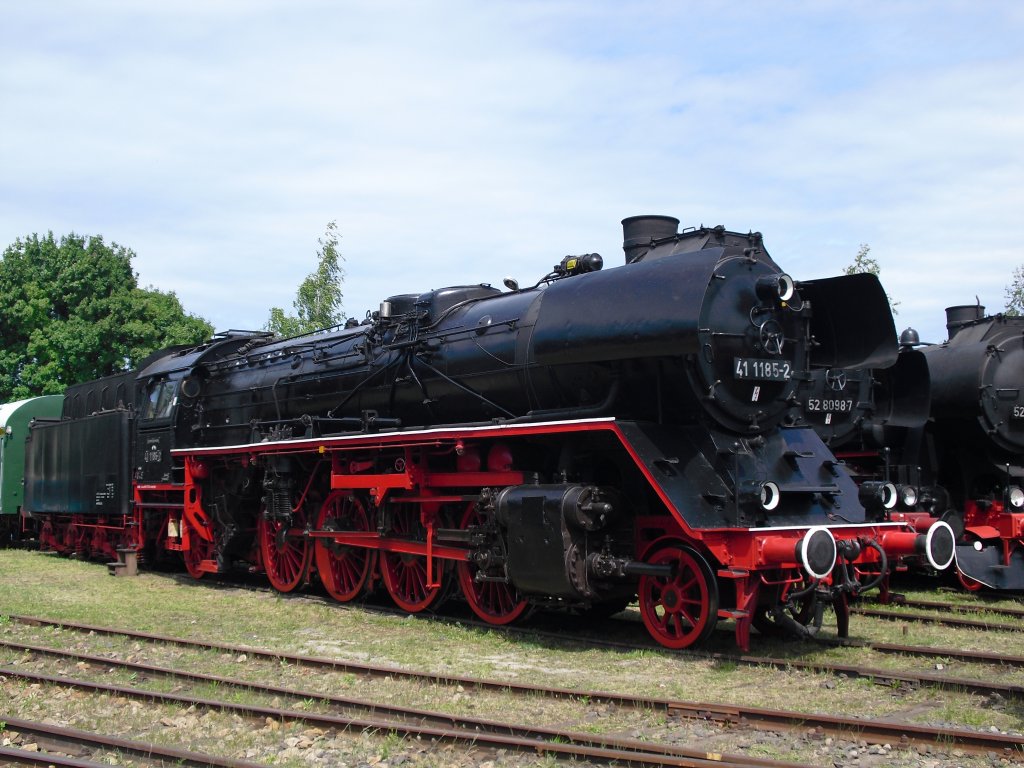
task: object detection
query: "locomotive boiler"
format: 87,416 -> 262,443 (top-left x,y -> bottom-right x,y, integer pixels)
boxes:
23,216 -> 954,650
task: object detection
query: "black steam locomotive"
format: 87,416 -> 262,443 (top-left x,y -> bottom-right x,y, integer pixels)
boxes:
796,346 -> 956,588
918,306 -> 1024,589
797,305 -> 1024,591
21,216 -> 954,649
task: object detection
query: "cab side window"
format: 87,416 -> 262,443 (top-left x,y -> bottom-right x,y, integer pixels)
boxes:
143,380 -> 178,420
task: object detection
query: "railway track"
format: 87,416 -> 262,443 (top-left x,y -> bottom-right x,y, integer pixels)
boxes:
0,748 -> 109,768
0,716 -> 264,768
851,606 -> 1024,632
0,664 -> 812,768
3,615 -> 1022,759
154,564 -> 1024,667
166,568 -> 1024,653
7,612 -> 1023,700
880,595 -> 1024,620
868,641 -> 1024,668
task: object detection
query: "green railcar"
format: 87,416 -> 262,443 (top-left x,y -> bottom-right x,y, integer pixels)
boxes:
0,395 -> 63,541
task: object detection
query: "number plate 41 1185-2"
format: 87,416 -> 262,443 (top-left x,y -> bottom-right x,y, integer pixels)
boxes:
733,358 -> 792,382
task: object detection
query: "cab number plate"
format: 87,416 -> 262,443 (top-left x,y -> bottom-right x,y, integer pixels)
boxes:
734,358 -> 792,381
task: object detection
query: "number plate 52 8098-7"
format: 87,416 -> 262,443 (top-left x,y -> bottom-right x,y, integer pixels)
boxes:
734,358 -> 792,382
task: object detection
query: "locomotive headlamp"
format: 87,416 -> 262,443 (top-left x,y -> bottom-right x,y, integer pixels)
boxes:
900,485 -> 919,508
859,481 -> 898,511
756,273 -> 796,304
740,480 -> 781,511
1009,486 -> 1024,509
760,481 -> 781,511
557,252 -> 603,276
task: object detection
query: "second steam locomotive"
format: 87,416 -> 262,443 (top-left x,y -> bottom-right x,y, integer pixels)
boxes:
797,304 -> 1024,592
19,215 -> 954,649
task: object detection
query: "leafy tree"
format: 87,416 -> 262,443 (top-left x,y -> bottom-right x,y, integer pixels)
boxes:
844,243 -> 899,314
0,232 -> 213,401
266,220 -> 346,336
1004,264 -> 1024,316
843,243 -> 880,277
265,306 -> 306,338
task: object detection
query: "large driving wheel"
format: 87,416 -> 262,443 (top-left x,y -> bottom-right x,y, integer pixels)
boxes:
259,505 -> 312,593
456,503 -> 529,625
315,492 -> 376,602
638,544 -> 718,649
183,518 -> 215,580
380,503 -> 444,613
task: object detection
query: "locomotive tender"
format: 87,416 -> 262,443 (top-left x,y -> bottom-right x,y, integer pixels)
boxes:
21,216 -> 955,650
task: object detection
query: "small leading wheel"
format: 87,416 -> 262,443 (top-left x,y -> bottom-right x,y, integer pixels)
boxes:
456,503 -> 529,625
957,567 -> 984,592
259,506 -> 312,593
751,577 -> 818,637
315,492 -> 376,602
638,544 -> 718,649
380,503 -> 444,613
183,518 -> 215,579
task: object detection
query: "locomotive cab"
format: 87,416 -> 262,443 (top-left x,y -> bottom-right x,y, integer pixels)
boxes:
134,331 -> 273,485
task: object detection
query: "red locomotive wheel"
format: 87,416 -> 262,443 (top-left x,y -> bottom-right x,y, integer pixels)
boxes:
456,503 -> 529,626
40,519 -> 65,554
259,508 -> 312,593
92,521 -> 117,562
638,544 -> 719,649
314,492 -> 376,603
182,519 -> 215,580
956,568 -> 984,592
752,577 -> 817,637
380,504 -> 444,613
66,521 -> 87,556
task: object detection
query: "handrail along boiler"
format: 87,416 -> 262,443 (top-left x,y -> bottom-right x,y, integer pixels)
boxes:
22,216 -> 954,650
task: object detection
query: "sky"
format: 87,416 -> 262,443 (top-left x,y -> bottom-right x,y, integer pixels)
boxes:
2,1 -> 1022,345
